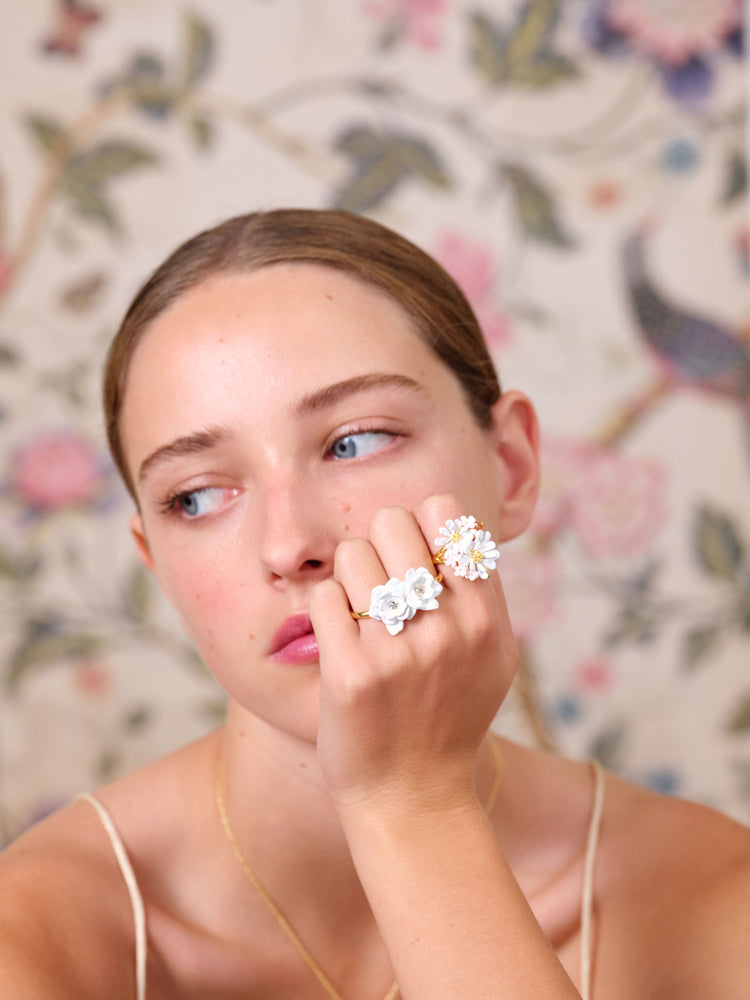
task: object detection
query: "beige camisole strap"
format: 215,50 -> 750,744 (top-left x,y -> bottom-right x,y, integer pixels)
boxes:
580,760 -> 605,1000
78,762 -> 606,1000
77,793 -> 147,1000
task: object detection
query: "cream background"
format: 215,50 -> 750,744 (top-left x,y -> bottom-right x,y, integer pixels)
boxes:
0,0 -> 748,843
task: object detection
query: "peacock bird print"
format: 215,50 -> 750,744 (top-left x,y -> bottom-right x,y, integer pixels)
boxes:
621,220 -> 750,404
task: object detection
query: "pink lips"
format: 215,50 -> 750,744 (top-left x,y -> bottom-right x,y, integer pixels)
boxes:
268,613 -> 319,665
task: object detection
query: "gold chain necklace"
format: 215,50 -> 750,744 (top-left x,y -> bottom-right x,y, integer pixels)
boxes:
214,738 -> 502,1000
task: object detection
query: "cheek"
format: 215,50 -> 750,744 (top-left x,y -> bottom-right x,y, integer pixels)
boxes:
343,468 -> 447,526
440,434 -> 502,501
154,548 -> 248,641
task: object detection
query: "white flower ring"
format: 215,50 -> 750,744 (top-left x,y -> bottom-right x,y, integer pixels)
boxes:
349,514 -> 496,634
433,516 -> 500,582
403,565 -> 443,611
368,576 -> 413,636
351,566 -> 444,635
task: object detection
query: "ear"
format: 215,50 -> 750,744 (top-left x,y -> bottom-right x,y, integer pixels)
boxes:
488,390 -> 540,543
130,512 -> 157,573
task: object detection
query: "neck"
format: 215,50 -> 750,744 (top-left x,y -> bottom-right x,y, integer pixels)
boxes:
212,708 -> 399,996
217,706 -> 367,921
215,704 -> 503,917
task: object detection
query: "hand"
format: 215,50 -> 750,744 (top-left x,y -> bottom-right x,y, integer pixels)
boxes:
309,494 -> 519,818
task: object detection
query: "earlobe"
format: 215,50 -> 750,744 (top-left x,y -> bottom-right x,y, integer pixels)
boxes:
130,513 -> 156,573
489,390 -> 541,542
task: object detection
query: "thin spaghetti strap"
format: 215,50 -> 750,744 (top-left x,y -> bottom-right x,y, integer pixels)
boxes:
78,793 -> 147,1000
580,761 -> 605,1000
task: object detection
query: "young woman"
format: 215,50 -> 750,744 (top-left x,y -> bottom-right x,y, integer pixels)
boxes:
1,209 -> 749,999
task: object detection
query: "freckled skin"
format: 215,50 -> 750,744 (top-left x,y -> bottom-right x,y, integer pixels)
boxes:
122,263 -> 514,744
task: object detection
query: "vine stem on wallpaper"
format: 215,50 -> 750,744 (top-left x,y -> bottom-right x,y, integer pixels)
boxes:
594,374 -> 674,449
513,646 -> 558,752
192,91 -> 338,183
2,91 -> 337,303
252,59 -> 657,163
1,60 -> 677,298
453,60 -> 654,149
250,65 -> 743,175
5,60 -> 741,300
7,92 -> 131,289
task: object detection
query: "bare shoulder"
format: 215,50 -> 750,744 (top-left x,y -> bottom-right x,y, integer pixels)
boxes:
0,797 -> 139,999
596,769 -> 750,998
0,733 -> 218,999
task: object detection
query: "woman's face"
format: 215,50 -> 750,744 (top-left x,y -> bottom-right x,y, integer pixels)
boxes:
120,263 -> 537,742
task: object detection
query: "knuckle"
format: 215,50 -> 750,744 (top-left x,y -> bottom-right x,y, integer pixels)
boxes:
309,577 -> 340,609
334,536 -> 372,574
310,579 -> 352,627
331,664 -> 374,704
369,504 -> 409,536
415,493 -> 462,523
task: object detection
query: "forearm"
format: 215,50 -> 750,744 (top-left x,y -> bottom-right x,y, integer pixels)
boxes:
341,799 -> 581,1000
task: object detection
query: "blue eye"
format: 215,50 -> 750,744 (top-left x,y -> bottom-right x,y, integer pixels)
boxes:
330,431 -> 391,460
176,487 -> 226,517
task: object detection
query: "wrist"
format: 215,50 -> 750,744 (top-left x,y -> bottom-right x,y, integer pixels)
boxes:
330,738 -> 502,830
335,780 -> 490,848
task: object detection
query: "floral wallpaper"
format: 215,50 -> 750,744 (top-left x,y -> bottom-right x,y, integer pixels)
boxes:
0,0 -> 747,844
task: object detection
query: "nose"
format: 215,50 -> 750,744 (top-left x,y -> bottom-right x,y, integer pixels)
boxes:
257,473 -> 337,588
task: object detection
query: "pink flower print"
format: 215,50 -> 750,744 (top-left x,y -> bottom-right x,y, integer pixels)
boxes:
587,178 -> 623,210
608,0 -> 742,65
587,0 -> 742,104
364,0 -> 449,50
499,548 -> 560,643
42,0 -> 103,58
11,431 -> 105,510
432,231 -> 511,349
570,449 -> 667,558
532,434 -> 593,537
71,659 -> 112,697
574,655 -> 615,693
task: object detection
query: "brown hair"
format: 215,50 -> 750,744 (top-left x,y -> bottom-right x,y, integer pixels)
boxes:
104,208 -> 502,498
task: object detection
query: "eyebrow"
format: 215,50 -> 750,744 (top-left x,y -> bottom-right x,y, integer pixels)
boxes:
137,373 -> 426,485
292,372 -> 426,418
137,426 -> 232,486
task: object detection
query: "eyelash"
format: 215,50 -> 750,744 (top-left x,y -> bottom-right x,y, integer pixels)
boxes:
157,486 -> 232,520
158,490 -> 198,517
325,425 -> 402,459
